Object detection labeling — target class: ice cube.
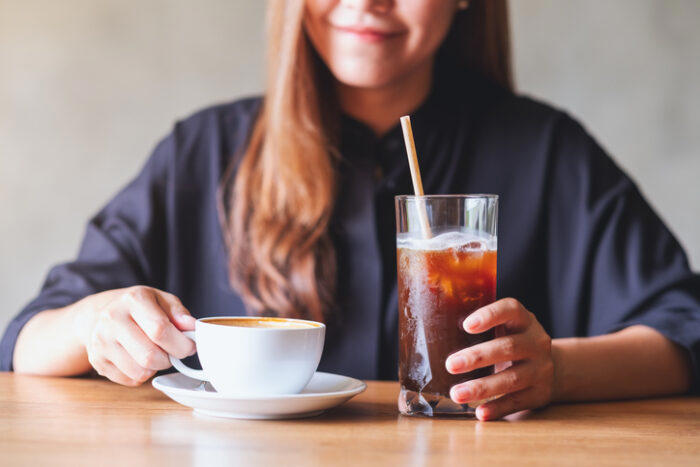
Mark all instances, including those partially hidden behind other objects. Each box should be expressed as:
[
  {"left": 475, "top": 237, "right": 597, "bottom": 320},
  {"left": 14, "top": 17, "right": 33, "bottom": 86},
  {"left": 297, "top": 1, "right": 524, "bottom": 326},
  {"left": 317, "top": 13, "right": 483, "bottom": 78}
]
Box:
[{"left": 397, "top": 230, "right": 495, "bottom": 252}]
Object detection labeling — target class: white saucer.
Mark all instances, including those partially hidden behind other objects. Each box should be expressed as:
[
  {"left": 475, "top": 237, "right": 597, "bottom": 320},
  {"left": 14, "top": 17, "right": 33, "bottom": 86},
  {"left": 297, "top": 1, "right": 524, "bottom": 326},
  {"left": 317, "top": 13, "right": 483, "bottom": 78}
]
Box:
[{"left": 152, "top": 371, "right": 366, "bottom": 419}]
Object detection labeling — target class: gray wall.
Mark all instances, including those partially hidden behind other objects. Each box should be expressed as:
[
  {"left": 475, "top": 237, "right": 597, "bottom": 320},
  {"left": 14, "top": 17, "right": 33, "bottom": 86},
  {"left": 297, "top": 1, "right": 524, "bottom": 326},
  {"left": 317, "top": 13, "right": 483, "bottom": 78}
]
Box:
[{"left": 1, "top": 1, "right": 698, "bottom": 332}]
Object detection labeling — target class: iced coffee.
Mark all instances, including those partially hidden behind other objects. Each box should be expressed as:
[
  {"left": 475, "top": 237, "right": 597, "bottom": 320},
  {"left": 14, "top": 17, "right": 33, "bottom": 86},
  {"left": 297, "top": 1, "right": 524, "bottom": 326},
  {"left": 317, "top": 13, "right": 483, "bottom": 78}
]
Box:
[{"left": 395, "top": 195, "right": 498, "bottom": 416}]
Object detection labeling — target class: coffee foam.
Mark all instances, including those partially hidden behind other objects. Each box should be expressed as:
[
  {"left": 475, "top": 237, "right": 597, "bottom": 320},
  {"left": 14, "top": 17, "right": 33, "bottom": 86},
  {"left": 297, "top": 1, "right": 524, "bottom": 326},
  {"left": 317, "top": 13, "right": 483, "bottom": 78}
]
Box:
[{"left": 204, "top": 317, "right": 321, "bottom": 329}]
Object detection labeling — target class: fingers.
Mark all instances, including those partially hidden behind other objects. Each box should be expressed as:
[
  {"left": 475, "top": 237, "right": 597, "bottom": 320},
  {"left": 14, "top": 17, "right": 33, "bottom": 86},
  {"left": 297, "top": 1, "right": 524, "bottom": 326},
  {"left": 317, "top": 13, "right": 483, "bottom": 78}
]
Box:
[
  {"left": 446, "top": 298, "right": 554, "bottom": 420},
  {"left": 88, "top": 332, "right": 155, "bottom": 386},
  {"left": 112, "top": 318, "right": 170, "bottom": 371},
  {"left": 86, "top": 286, "right": 197, "bottom": 386},
  {"left": 446, "top": 333, "right": 536, "bottom": 374},
  {"left": 155, "top": 291, "right": 196, "bottom": 331},
  {"left": 125, "top": 287, "right": 196, "bottom": 359},
  {"left": 89, "top": 354, "right": 140, "bottom": 387},
  {"left": 463, "top": 298, "right": 531, "bottom": 334},
  {"left": 475, "top": 386, "right": 549, "bottom": 421},
  {"left": 104, "top": 343, "right": 156, "bottom": 383},
  {"left": 450, "top": 362, "right": 536, "bottom": 405}
]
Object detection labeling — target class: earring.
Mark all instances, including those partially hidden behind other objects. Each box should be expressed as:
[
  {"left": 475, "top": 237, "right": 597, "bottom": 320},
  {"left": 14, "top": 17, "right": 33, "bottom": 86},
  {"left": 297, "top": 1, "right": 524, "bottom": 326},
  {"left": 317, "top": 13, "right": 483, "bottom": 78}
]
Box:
[{"left": 457, "top": 0, "right": 470, "bottom": 10}]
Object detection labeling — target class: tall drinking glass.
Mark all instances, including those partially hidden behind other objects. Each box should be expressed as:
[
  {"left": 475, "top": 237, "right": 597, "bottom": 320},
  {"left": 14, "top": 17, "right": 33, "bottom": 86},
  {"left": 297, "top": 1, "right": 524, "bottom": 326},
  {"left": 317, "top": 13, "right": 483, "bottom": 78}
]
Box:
[{"left": 395, "top": 195, "right": 498, "bottom": 417}]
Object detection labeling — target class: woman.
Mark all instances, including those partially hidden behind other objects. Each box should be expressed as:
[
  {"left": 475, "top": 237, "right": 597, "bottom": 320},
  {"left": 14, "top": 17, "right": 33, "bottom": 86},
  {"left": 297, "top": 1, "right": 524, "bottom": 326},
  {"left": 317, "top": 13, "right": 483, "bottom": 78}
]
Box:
[{"left": 2, "top": 0, "right": 698, "bottom": 421}]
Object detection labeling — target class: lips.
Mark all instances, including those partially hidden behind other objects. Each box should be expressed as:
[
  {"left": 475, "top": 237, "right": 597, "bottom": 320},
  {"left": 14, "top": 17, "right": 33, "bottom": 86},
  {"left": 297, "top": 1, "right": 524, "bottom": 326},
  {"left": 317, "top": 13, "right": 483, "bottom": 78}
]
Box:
[{"left": 333, "top": 25, "right": 404, "bottom": 42}]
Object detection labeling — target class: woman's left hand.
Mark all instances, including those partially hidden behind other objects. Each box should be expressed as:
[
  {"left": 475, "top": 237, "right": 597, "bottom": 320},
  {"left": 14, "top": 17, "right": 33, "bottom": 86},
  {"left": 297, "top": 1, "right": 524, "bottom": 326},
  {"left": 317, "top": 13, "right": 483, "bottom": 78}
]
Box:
[{"left": 445, "top": 298, "right": 556, "bottom": 421}]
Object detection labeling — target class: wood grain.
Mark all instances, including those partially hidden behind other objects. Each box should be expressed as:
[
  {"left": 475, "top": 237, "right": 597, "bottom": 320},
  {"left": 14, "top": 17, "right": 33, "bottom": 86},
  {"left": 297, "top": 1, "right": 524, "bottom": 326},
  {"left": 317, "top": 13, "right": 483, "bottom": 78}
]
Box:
[{"left": 1, "top": 373, "right": 698, "bottom": 466}]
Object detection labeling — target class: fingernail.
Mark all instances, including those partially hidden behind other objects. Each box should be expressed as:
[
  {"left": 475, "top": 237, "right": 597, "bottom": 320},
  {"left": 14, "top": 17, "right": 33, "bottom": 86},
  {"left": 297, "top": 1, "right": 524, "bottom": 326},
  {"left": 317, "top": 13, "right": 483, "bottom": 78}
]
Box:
[
  {"left": 446, "top": 356, "right": 467, "bottom": 374},
  {"left": 465, "top": 315, "right": 481, "bottom": 331},
  {"left": 476, "top": 406, "right": 489, "bottom": 420},
  {"left": 451, "top": 385, "right": 471, "bottom": 402}
]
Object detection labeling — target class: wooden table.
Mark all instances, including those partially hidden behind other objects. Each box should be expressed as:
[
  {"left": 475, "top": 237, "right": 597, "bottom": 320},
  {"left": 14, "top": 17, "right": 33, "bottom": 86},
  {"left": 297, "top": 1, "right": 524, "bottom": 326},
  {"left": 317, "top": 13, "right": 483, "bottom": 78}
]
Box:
[{"left": 1, "top": 373, "right": 698, "bottom": 466}]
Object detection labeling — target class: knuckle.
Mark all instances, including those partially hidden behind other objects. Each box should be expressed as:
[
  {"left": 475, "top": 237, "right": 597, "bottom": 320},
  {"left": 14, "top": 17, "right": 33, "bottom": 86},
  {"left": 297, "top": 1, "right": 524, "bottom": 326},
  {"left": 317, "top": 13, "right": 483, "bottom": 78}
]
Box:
[
  {"left": 150, "top": 319, "right": 170, "bottom": 341},
  {"left": 142, "top": 348, "right": 166, "bottom": 369},
  {"left": 502, "top": 297, "right": 519, "bottom": 310},
  {"left": 468, "top": 350, "right": 483, "bottom": 367},
  {"left": 501, "top": 337, "right": 518, "bottom": 356},
  {"left": 141, "top": 349, "right": 157, "bottom": 368},
  {"left": 507, "top": 371, "right": 523, "bottom": 388},
  {"left": 484, "top": 305, "right": 497, "bottom": 323},
  {"left": 103, "top": 307, "right": 121, "bottom": 322},
  {"left": 137, "top": 369, "right": 155, "bottom": 383},
  {"left": 468, "top": 383, "right": 483, "bottom": 399},
  {"left": 125, "top": 286, "right": 150, "bottom": 302},
  {"left": 89, "top": 332, "right": 105, "bottom": 351}
]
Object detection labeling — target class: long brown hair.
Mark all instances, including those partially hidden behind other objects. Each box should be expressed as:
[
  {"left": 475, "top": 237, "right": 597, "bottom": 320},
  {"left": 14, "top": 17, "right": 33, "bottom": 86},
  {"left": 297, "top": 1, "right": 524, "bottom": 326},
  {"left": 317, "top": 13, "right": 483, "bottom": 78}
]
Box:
[{"left": 222, "top": 0, "right": 513, "bottom": 322}]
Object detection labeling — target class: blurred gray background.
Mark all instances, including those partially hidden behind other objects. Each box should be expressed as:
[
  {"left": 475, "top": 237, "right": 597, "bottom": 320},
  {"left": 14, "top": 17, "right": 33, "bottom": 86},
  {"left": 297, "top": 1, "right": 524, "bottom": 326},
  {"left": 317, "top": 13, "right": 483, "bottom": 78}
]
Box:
[{"left": 1, "top": 0, "right": 698, "bottom": 332}]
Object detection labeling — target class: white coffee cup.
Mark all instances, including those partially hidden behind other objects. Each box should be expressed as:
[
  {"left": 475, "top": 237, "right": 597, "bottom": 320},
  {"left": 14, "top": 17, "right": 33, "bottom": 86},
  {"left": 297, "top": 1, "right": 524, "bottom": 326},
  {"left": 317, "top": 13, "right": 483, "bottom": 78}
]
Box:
[{"left": 169, "top": 316, "right": 325, "bottom": 396}]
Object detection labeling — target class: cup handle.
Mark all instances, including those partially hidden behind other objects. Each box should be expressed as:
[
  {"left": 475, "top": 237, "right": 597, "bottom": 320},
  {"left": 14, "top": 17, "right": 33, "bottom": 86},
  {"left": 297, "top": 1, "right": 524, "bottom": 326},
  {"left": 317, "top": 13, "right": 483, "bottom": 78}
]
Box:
[{"left": 169, "top": 331, "right": 207, "bottom": 381}]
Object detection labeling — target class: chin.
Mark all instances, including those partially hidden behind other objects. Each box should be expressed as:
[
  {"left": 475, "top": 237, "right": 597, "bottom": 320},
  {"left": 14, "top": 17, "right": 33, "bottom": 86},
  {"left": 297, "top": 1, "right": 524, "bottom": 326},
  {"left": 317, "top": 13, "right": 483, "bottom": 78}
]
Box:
[{"left": 329, "top": 61, "right": 403, "bottom": 89}]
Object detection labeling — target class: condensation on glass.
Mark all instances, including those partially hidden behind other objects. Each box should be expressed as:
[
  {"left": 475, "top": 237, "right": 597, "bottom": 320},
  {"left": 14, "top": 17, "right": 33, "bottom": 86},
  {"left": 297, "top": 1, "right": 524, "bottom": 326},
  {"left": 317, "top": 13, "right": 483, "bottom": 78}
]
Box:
[{"left": 395, "top": 195, "right": 498, "bottom": 417}]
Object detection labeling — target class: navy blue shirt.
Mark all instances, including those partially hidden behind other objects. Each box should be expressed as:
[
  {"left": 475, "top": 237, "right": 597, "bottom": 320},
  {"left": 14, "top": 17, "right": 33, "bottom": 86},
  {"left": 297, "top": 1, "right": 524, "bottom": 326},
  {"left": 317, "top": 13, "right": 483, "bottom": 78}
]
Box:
[{"left": 3, "top": 70, "right": 699, "bottom": 390}]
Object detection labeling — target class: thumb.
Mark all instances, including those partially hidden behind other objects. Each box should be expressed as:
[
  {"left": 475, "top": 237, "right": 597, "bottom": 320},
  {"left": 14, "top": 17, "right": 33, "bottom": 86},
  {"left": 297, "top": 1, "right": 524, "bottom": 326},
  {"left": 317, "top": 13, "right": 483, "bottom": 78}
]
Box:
[
  {"left": 172, "top": 313, "right": 196, "bottom": 331},
  {"left": 154, "top": 291, "right": 197, "bottom": 331}
]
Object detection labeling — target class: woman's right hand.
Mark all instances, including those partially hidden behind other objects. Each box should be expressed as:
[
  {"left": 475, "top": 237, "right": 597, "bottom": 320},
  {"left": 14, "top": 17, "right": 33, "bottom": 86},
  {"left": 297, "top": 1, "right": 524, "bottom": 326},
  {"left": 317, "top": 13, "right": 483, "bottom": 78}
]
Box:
[{"left": 75, "top": 286, "right": 196, "bottom": 386}]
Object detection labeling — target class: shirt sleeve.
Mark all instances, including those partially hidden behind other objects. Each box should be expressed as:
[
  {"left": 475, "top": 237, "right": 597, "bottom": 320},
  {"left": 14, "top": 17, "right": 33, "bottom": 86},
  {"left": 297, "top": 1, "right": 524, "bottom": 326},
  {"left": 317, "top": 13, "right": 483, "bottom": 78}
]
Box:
[
  {"left": 0, "top": 133, "right": 175, "bottom": 371},
  {"left": 546, "top": 115, "right": 700, "bottom": 393}
]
